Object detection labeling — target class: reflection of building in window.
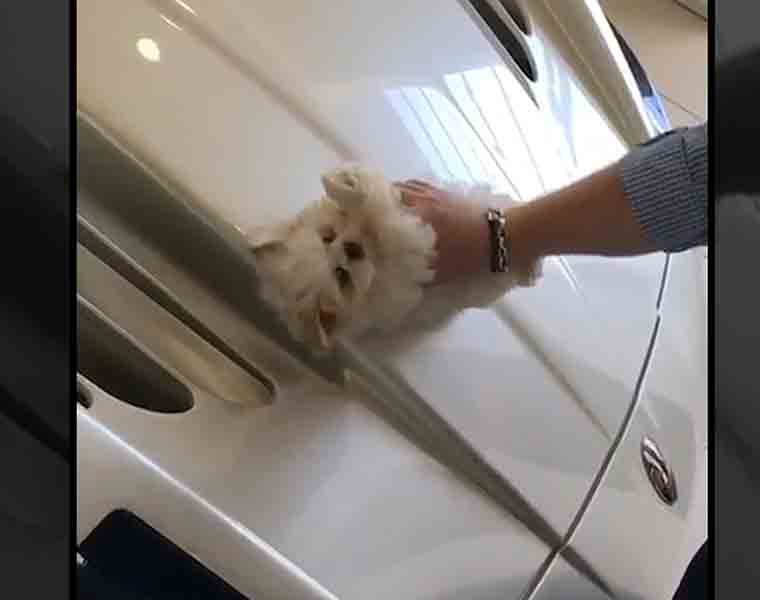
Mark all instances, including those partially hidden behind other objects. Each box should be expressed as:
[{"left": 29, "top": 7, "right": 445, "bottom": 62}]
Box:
[
  {"left": 387, "top": 61, "right": 625, "bottom": 201},
  {"left": 536, "top": 40, "right": 578, "bottom": 167},
  {"left": 532, "top": 39, "right": 627, "bottom": 178},
  {"left": 387, "top": 67, "right": 540, "bottom": 200}
]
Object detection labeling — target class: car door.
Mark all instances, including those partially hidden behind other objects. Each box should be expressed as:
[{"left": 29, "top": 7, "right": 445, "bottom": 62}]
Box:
[{"left": 76, "top": 0, "right": 668, "bottom": 597}]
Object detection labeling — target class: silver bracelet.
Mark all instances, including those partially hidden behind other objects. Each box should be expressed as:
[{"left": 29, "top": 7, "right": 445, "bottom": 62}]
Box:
[{"left": 486, "top": 208, "right": 510, "bottom": 273}]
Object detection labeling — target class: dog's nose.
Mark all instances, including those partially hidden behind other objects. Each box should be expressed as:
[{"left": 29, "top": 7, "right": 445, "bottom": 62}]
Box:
[{"left": 344, "top": 241, "right": 364, "bottom": 260}]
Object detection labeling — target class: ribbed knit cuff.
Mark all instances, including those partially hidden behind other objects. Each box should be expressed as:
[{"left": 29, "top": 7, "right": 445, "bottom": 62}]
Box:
[{"left": 621, "top": 124, "right": 707, "bottom": 252}]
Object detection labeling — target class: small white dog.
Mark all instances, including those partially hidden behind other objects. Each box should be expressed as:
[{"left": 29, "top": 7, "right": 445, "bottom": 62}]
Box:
[{"left": 248, "top": 166, "right": 541, "bottom": 351}]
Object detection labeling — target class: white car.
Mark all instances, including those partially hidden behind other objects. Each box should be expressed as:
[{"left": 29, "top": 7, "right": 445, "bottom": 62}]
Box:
[{"left": 76, "top": 1, "right": 707, "bottom": 598}]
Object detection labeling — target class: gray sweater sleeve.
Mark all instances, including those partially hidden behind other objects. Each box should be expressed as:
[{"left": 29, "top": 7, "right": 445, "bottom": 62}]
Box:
[{"left": 620, "top": 123, "right": 707, "bottom": 252}]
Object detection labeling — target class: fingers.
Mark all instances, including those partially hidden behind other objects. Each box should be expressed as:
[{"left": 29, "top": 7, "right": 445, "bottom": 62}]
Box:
[
  {"left": 397, "top": 182, "right": 437, "bottom": 199},
  {"left": 395, "top": 178, "right": 446, "bottom": 212},
  {"left": 394, "top": 179, "right": 436, "bottom": 192},
  {"left": 396, "top": 183, "right": 424, "bottom": 207},
  {"left": 399, "top": 190, "right": 416, "bottom": 207},
  {"left": 406, "top": 179, "right": 435, "bottom": 189},
  {"left": 395, "top": 182, "right": 424, "bottom": 195}
]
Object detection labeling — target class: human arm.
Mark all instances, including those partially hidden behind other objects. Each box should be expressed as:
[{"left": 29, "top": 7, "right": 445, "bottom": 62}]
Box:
[{"left": 398, "top": 124, "right": 707, "bottom": 283}]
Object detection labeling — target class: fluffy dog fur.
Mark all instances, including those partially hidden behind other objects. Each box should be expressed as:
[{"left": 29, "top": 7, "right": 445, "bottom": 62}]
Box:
[{"left": 248, "top": 166, "right": 541, "bottom": 351}]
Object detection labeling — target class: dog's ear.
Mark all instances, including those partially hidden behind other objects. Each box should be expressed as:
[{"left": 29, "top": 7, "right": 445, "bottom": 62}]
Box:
[
  {"left": 247, "top": 223, "right": 288, "bottom": 256},
  {"left": 321, "top": 167, "right": 367, "bottom": 208}
]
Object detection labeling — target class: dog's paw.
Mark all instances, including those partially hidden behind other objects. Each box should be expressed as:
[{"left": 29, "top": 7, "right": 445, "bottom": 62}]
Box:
[{"left": 321, "top": 165, "right": 368, "bottom": 207}]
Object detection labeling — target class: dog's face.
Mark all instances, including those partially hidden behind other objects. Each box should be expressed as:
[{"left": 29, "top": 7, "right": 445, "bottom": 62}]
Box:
[{"left": 248, "top": 169, "right": 380, "bottom": 350}]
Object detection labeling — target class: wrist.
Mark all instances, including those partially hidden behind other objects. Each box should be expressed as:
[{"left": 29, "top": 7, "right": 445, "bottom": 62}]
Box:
[{"left": 503, "top": 205, "right": 541, "bottom": 275}]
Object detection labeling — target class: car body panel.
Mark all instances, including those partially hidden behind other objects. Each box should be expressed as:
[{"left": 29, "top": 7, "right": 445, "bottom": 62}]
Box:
[
  {"left": 77, "top": 375, "right": 552, "bottom": 598},
  {"left": 77, "top": 407, "right": 341, "bottom": 600},
  {"left": 531, "top": 555, "right": 608, "bottom": 600},
  {"left": 566, "top": 248, "right": 708, "bottom": 600}
]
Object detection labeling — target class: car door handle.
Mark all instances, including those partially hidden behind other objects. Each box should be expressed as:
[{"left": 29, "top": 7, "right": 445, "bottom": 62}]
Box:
[{"left": 641, "top": 436, "right": 678, "bottom": 505}]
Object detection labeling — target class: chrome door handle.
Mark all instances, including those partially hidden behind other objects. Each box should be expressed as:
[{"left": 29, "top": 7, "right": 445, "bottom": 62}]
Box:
[{"left": 641, "top": 436, "right": 678, "bottom": 505}]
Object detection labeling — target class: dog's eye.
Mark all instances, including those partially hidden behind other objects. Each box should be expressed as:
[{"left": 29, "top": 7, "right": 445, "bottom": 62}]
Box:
[
  {"left": 320, "top": 227, "right": 336, "bottom": 244},
  {"left": 335, "top": 266, "right": 351, "bottom": 288},
  {"left": 343, "top": 241, "right": 364, "bottom": 260}
]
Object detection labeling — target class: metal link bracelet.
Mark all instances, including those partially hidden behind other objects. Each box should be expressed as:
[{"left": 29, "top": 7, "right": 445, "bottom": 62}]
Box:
[{"left": 486, "top": 208, "right": 510, "bottom": 273}]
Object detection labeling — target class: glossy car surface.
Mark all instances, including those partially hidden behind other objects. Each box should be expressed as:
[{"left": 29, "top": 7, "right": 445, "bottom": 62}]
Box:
[{"left": 76, "top": 1, "right": 706, "bottom": 598}]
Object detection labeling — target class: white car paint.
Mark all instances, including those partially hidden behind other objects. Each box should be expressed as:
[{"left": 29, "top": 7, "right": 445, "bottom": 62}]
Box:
[{"left": 76, "top": 1, "right": 706, "bottom": 598}]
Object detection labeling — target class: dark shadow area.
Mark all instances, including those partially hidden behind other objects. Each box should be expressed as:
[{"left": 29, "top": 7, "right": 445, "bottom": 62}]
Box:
[
  {"left": 716, "top": 2, "right": 760, "bottom": 599},
  {"left": 0, "top": 1, "right": 71, "bottom": 598},
  {"left": 78, "top": 299, "right": 194, "bottom": 415},
  {"left": 79, "top": 510, "right": 248, "bottom": 600}
]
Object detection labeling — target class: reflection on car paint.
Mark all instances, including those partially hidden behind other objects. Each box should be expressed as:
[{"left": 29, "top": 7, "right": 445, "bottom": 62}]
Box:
[{"left": 386, "top": 47, "right": 625, "bottom": 204}]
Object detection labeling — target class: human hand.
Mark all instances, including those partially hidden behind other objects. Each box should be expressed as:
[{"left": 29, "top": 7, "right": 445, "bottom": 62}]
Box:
[{"left": 396, "top": 180, "right": 491, "bottom": 284}]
